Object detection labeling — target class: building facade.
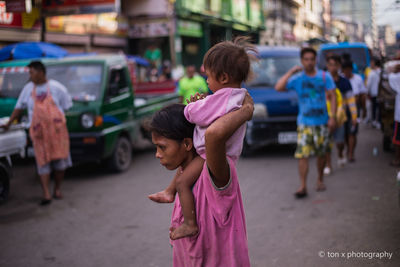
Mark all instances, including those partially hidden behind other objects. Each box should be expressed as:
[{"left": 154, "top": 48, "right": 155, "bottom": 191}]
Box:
[
  {"left": 331, "top": 0, "right": 378, "bottom": 48},
  {"left": 0, "top": 0, "right": 129, "bottom": 53},
  {"left": 378, "top": 24, "right": 397, "bottom": 57},
  {"left": 260, "top": 0, "right": 300, "bottom": 46},
  {"left": 125, "top": 0, "right": 264, "bottom": 68}
]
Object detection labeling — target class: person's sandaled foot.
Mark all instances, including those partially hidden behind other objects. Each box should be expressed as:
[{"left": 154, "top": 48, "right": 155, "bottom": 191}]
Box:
[
  {"left": 148, "top": 190, "right": 175, "bottom": 203},
  {"left": 53, "top": 191, "right": 63, "bottom": 200},
  {"left": 294, "top": 188, "right": 307, "bottom": 199},
  {"left": 39, "top": 199, "right": 52, "bottom": 206},
  {"left": 316, "top": 182, "right": 326, "bottom": 192},
  {"left": 169, "top": 223, "right": 199, "bottom": 240},
  {"left": 53, "top": 194, "right": 63, "bottom": 200}
]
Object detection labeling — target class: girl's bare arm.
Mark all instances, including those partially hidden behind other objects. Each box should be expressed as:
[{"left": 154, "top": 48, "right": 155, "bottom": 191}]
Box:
[{"left": 205, "top": 94, "right": 254, "bottom": 188}]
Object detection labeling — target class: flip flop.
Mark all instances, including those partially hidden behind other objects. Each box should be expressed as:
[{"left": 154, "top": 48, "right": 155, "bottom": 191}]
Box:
[
  {"left": 39, "top": 199, "right": 52, "bottom": 206},
  {"left": 294, "top": 189, "right": 308, "bottom": 199},
  {"left": 53, "top": 194, "right": 63, "bottom": 200}
]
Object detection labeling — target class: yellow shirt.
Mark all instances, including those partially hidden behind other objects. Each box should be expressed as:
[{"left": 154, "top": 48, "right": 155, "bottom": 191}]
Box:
[{"left": 178, "top": 75, "right": 208, "bottom": 104}]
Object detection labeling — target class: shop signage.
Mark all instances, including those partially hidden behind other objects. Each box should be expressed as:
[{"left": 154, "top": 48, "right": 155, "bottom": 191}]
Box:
[
  {"left": 232, "top": 0, "right": 248, "bottom": 24},
  {"left": 43, "top": 0, "right": 119, "bottom": 15},
  {"left": 181, "top": 0, "right": 205, "bottom": 13},
  {"left": 0, "top": 1, "right": 13, "bottom": 25},
  {"left": 0, "top": 1, "right": 39, "bottom": 29},
  {"left": 177, "top": 20, "right": 202, "bottom": 38},
  {"left": 46, "top": 13, "right": 127, "bottom": 36},
  {"left": 5, "top": 0, "right": 31, "bottom": 13},
  {"left": 129, "top": 21, "right": 172, "bottom": 38}
]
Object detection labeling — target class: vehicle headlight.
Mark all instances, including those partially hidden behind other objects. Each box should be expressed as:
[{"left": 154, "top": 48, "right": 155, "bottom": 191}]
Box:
[
  {"left": 252, "top": 103, "right": 268, "bottom": 119},
  {"left": 81, "top": 113, "right": 95, "bottom": 129}
]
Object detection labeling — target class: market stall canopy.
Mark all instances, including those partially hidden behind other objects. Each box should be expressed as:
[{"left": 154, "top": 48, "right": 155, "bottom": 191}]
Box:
[{"left": 0, "top": 42, "right": 68, "bottom": 61}]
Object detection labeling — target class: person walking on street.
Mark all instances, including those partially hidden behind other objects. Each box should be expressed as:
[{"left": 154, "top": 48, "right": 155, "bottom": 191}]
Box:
[
  {"left": 342, "top": 61, "right": 368, "bottom": 123},
  {"left": 275, "top": 47, "right": 337, "bottom": 198},
  {"left": 366, "top": 58, "right": 382, "bottom": 128},
  {"left": 325, "top": 55, "right": 358, "bottom": 172},
  {"left": 178, "top": 65, "right": 208, "bottom": 104},
  {"left": 342, "top": 61, "right": 366, "bottom": 162},
  {"left": 1, "top": 61, "right": 72, "bottom": 206},
  {"left": 388, "top": 64, "right": 400, "bottom": 168}
]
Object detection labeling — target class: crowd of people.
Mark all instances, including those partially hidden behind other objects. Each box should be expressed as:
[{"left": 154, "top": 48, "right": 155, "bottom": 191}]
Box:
[{"left": 275, "top": 46, "right": 400, "bottom": 197}]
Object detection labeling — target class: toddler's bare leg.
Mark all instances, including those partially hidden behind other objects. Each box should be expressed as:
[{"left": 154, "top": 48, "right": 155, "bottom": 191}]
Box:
[
  {"left": 148, "top": 169, "right": 179, "bottom": 203},
  {"left": 170, "top": 157, "right": 204, "bottom": 240}
]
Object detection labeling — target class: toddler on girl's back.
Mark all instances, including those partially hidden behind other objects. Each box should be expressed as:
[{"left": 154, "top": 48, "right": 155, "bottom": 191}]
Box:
[{"left": 148, "top": 36, "right": 258, "bottom": 240}]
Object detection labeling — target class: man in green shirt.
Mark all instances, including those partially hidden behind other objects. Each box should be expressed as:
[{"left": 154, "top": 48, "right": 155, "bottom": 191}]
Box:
[
  {"left": 178, "top": 65, "right": 208, "bottom": 104},
  {"left": 144, "top": 45, "right": 162, "bottom": 69}
]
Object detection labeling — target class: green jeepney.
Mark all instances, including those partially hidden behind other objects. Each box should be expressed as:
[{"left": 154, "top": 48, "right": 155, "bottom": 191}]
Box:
[{"left": 0, "top": 55, "right": 178, "bottom": 171}]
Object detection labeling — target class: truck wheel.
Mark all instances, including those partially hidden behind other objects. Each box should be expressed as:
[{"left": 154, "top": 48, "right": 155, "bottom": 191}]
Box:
[
  {"left": 108, "top": 136, "right": 132, "bottom": 172},
  {"left": 0, "top": 161, "right": 10, "bottom": 204}
]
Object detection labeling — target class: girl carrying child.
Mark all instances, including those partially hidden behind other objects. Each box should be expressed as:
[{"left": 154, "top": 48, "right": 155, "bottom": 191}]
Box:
[{"left": 149, "top": 37, "right": 257, "bottom": 244}]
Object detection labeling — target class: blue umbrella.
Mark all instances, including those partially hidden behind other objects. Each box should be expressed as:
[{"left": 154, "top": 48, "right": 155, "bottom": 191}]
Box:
[
  {"left": 0, "top": 42, "right": 68, "bottom": 61},
  {"left": 126, "top": 55, "right": 150, "bottom": 67}
]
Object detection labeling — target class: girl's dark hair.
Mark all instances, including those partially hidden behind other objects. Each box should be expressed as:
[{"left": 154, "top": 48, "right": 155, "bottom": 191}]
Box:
[
  {"left": 203, "top": 36, "right": 258, "bottom": 84},
  {"left": 149, "top": 104, "right": 195, "bottom": 141}
]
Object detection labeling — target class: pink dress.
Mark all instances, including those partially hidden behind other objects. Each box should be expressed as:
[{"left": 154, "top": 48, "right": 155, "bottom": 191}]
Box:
[
  {"left": 171, "top": 158, "right": 250, "bottom": 266},
  {"left": 184, "top": 87, "right": 247, "bottom": 163}
]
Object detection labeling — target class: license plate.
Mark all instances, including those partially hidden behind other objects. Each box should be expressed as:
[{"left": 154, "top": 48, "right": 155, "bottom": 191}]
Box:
[{"left": 278, "top": 132, "right": 297, "bottom": 144}]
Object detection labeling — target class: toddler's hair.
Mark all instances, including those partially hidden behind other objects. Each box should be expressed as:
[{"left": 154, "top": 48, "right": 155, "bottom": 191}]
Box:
[
  {"left": 203, "top": 36, "right": 258, "bottom": 84},
  {"left": 149, "top": 104, "right": 195, "bottom": 142}
]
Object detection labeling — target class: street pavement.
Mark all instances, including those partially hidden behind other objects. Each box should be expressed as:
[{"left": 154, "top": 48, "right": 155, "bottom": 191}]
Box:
[{"left": 1, "top": 124, "right": 400, "bottom": 267}]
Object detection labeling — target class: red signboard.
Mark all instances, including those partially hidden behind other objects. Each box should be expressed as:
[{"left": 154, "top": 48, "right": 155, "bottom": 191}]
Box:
[
  {"left": 0, "top": 1, "right": 20, "bottom": 27},
  {"left": 43, "top": 0, "right": 115, "bottom": 8},
  {"left": 43, "top": 0, "right": 118, "bottom": 15},
  {"left": 0, "top": 1, "right": 40, "bottom": 29},
  {"left": 5, "top": 0, "right": 26, "bottom": 13}
]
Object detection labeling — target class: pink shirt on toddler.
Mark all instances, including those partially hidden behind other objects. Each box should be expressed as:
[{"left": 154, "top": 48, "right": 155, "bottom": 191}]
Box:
[{"left": 184, "top": 87, "right": 247, "bottom": 163}]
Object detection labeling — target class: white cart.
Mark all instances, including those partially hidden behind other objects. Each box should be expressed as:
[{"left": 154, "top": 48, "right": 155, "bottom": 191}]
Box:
[{"left": 0, "top": 121, "right": 27, "bottom": 203}]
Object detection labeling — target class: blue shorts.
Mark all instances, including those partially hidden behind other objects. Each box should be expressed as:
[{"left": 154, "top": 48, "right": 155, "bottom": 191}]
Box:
[
  {"left": 36, "top": 154, "right": 72, "bottom": 175},
  {"left": 332, "top": 125, "right": 345, "bottom": 143},
  {"left": 345, "top": 119, "right": 358, "bottom": 136}
]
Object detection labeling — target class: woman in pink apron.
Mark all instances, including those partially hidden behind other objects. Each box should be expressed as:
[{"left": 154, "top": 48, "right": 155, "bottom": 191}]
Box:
[{"left": 3, "top": 61, "right": 72, "bottom": 205}]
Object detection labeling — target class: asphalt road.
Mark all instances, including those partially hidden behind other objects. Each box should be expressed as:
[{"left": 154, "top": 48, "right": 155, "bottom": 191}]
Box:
[{"left": 1, "top": 124, "right": 400, "bottom": 267}]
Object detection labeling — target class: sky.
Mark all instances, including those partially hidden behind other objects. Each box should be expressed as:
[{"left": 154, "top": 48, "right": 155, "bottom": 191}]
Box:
[{"left": 377, "top": 0, "right": 400, "bottom": 31}]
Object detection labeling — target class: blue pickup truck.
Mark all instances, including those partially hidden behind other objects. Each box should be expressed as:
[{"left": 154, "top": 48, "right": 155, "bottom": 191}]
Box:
[{"left": 243, "top": 46, "right": 300, "bottom": 154}]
